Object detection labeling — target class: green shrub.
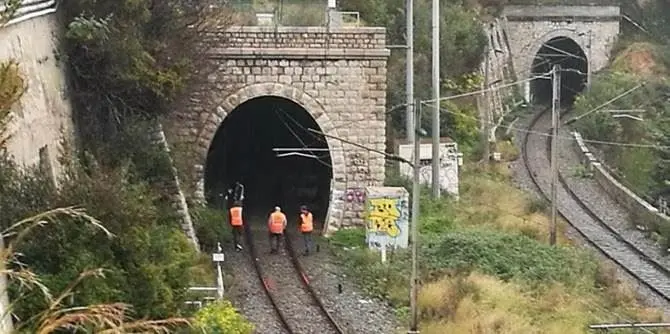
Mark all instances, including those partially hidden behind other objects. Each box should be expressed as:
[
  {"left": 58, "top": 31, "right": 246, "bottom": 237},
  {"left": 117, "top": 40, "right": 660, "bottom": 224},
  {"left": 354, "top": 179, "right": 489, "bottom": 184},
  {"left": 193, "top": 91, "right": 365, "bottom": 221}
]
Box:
[
  {"left": 6, "top": 161, "right": 197, "bottom": 321},
  {"left": 61, "top": 0, "right": 231, "bottom": 148},
  {"left": 330, "top": 227, "right": 367, "bottom": 248},
  {"left": 192, "top": 300, "right": 254, "bottom": 334},
  {"left": 525, "top": 197, "right": 548, "bottom": 214},
  {"left": 192, "top": 207, "right": 231, "bottom": 253},
  {"left": 424, "top": 229, "right": 598, "bottom": 288}
]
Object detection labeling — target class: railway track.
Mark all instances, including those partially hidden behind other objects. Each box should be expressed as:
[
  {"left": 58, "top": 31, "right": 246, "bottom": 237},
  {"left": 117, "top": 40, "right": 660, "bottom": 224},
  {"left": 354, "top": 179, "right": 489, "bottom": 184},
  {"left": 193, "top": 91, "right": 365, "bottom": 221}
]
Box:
[
  {"left": 521, "top": 106, "right": 670, "bottom": 302},
  {"left": 243, "top": 218, "right": 346, "bottom": 334}
]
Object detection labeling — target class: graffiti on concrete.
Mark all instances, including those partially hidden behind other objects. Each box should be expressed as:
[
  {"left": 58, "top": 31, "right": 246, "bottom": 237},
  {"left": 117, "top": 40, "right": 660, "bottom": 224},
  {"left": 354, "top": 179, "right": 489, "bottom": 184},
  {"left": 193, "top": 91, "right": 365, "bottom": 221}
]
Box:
[
  {"left": 365, "top": 187, "right": 410, "bottom": 250},
  {"left": 343, "top": 188, "right": 366, "bottom": 203},
  {"left": 367, "top": 198, "right": 401, "bottom": 237}
]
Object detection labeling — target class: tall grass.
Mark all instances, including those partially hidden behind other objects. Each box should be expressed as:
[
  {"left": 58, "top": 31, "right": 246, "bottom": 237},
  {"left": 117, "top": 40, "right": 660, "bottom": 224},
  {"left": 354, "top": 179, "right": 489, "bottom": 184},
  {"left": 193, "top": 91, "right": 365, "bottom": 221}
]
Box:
[
  {"left": 331, "top": 160, "right": 668, "bottom": 333},
  {"left": 3, "top": 207, "right": 190, "bottom": 333}
]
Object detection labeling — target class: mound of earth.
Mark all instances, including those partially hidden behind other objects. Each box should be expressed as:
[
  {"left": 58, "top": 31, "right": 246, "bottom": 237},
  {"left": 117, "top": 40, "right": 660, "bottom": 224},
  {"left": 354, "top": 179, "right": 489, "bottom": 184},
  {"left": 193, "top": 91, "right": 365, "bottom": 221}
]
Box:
[{"left": 611, "top": 42, "right": 666, "bottom": 76}]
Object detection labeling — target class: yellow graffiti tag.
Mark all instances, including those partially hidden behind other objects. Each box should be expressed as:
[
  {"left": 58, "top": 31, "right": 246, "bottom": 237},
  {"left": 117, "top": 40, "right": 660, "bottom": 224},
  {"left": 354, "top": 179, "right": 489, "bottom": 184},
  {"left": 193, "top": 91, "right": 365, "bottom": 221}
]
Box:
[{"left": 367, "top": 198, "right": 401, "bottom": 238}]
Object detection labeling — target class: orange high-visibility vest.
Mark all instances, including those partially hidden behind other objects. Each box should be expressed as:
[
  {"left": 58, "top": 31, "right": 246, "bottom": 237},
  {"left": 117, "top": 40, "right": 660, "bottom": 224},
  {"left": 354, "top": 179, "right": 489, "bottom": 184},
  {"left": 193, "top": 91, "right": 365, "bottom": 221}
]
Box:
[
  {"left": 268, "top": 212, "right": 286, "bottom": 234},
  {"left": 230, "top": 207, "right": 243, "bottom": 226},
  {"left": 300, "top": 212, "right": 313, "bottom": 233}
]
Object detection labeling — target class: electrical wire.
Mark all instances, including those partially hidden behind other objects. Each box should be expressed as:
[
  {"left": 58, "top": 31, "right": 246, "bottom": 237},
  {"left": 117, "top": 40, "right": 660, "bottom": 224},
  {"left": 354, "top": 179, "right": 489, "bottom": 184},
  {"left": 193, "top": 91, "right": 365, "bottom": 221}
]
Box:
[
  {"left": 431, "top": 105, "right": 670, "bottom": 149},
  {"left": 273, "top": 108, "right": 333, "bottom": 168}
]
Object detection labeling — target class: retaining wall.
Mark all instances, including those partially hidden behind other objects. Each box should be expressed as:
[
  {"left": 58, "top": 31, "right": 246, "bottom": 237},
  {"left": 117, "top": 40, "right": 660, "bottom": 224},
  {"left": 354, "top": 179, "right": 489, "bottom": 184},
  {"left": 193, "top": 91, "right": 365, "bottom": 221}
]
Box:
[{"left": 572, "top": 131, "right": 670, "bottom": 232}]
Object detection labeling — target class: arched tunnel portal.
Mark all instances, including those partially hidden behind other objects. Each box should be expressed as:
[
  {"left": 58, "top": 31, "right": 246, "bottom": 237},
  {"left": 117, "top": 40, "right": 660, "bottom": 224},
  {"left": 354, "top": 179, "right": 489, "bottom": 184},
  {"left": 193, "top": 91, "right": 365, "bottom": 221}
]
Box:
[
  {"left": 204, "top": 96, "right": 333, "bottom": 227},
  {"left": 530, "top": 36, "right": 588, "bottom": 106}
]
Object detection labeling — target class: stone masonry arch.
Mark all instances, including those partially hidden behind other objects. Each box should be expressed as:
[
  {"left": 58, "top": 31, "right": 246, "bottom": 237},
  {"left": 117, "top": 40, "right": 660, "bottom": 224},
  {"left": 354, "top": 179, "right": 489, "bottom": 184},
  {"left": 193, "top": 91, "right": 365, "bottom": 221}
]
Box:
[
  {"left": 168, "top": 26, "right": 389, "bottom": 233},
  {"left": 527, "top": 29, "right": 587, "bottom": 76},
  {"left": 503, "top": 5, "right": 620, "bottom": 102},
  {"left": 196, "top": 83, "right": 347, "bottom": 232}
]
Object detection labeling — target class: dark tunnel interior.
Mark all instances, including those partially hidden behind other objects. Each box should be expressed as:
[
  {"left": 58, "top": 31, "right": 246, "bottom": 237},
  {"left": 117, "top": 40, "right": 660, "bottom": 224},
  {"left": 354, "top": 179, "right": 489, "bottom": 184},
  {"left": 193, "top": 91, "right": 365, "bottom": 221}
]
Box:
[
  {"left": 530, "top": 36, "right": 588, "bottom": 106},
  {"left": 205, "top": 96, "right": 333, "bottom": 227}
]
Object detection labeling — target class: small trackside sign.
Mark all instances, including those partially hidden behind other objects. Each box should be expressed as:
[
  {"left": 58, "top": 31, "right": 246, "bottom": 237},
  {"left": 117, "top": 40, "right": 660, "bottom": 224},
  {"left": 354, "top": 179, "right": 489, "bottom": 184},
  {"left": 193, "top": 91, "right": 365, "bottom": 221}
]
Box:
[{"left": 212, "top": 253, "right": 224, "bottom": 262}]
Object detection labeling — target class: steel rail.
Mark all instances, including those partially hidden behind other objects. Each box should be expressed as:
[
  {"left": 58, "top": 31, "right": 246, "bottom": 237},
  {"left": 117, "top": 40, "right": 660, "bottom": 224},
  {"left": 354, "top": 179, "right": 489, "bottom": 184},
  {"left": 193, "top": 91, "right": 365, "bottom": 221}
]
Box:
[
  {"left": 244, "top": 222, "right": 345, "bottom": 333},
  {"left": 284, "top": 231, "right": 346, "bottom": 334},
  {"left": 521, "top": 106, "right": 670, "bottom": 302}
]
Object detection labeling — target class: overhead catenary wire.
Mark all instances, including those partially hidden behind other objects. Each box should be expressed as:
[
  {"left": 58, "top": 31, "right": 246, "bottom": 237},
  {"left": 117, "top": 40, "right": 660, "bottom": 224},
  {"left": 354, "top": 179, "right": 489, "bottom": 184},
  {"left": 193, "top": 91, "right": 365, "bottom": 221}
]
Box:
[
  {"left": 275, "top": 90, "right": 667, "bottom": 151},
  {"left": 273, "top": 108, "right": 333, "bottom": 168},
  {"left": 433, "top": 105, "right": 670, "bottom": 149},
  {"left": 564, "top": 83, "right": 645, "bottom": 125}
]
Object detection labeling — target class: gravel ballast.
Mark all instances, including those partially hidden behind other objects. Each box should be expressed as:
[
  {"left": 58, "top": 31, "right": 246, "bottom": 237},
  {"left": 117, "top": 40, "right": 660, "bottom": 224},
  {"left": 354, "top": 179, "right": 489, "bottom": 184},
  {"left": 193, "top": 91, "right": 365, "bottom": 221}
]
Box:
[
  {"left": 510, "top": 109, "right": 670, "bottom": 316},
  {"left": 224, "top": 217, "right": 401, "bottom": 334}
]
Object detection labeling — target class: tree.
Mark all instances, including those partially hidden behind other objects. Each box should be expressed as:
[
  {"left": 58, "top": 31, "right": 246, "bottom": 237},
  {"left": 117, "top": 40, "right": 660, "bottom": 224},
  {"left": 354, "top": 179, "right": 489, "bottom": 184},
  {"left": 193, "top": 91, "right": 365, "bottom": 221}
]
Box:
[
  {"left": 60, "top": 0, "right": 233, "bottom": 150},
  {"left": 339, "top": 0, "right": 486, "bottom": 143}
]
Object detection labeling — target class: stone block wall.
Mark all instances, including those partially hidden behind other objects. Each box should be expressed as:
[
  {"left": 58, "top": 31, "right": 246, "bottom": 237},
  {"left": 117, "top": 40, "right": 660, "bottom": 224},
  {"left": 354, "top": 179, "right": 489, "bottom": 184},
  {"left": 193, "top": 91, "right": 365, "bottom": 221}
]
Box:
[
  {"left": 209, "top": 26, "right": 386, "bottom": 49},
  {"left": 167, "top": 26, "right": 390, "bottom": 232},
  {"left": 572, "top": 131, "right": 670, "bottom": 233}
]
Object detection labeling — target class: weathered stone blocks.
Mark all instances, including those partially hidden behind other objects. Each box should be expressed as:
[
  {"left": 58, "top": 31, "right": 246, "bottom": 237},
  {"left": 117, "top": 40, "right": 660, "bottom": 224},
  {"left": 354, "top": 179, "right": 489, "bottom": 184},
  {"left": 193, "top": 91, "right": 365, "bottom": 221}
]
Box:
[{"left": 169, "top": 26, "right": 389, "bottom": 232}]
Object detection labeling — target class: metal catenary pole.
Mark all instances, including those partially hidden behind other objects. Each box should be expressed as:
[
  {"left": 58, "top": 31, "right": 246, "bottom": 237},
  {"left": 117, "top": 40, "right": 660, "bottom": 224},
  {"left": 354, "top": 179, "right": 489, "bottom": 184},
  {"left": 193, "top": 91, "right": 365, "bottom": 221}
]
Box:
[
  {"left": 482, "top": 45, "right": 491, "bottom": 164},
  {"left": 409, "top": 99, "right": 421, "bottom": 334},
  {"left": 406, "top": 0, "right": 415, "bottom": 142},
  {"left": 430, "top": 0, "right": 440, "bottom": 198},
  {"left": 550, "top": 64, "right": 561, "bottom": 246},
  {"left": 586, "top": 30, "right": 592, "bottom": 92}
]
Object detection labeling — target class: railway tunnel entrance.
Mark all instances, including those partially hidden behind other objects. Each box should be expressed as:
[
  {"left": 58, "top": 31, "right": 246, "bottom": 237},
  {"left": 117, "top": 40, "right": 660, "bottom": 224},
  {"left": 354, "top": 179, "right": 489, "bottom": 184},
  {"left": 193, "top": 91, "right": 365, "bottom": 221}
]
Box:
[
  {"left": 204, "top": 96, "right": 333, "bottom": 227},
  {"left": 530, "top": 36, "right": 588, "bottom": 106}
]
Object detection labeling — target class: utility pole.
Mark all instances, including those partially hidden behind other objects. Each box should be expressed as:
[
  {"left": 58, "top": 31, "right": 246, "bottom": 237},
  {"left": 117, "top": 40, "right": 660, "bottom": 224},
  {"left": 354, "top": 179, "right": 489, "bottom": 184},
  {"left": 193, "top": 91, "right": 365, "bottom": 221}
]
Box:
[
  {"left": 550, "top": 64, "right": 561, "bottom": 246},
  {"left": 482, "top": 46, "right": 490, "bottom": 164},
  {"left": 586, "top": 30, "right": 592, "bottom": 92},
  {"left": 409, "top": 100, "right": 421, "bottom": 334},
  {"left": 406, "top": 0, "right": 415, "bottom": 142},
  {"left": 430, "top": 0, "right": 440, "bottom": 198}
]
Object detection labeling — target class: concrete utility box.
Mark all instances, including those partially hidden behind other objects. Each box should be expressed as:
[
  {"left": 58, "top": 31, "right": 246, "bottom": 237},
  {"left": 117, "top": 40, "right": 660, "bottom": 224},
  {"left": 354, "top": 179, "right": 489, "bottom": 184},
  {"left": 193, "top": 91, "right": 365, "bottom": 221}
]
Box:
[
  {"left": 364, "top": 187, "right": 410, "bottom": 250},
  {"left": 397, "top": 138, "right": 461, "bottom": 198}
]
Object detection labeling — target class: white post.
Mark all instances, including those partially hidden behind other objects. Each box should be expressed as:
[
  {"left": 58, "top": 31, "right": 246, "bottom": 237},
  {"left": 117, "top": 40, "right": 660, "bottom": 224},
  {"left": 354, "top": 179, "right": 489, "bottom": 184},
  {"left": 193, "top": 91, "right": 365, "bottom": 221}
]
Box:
[
  {"left": 430, "top": 0, "right": 441, "bottom": 198},
  {"left": 214, "top": 242, "right": 225, "bottom": 299},
  {"left": 0, "top": 236, "right": 13, "bottom": 334},
  {"left": 381, "top": 242, "right": 387, "bottom": 263}
]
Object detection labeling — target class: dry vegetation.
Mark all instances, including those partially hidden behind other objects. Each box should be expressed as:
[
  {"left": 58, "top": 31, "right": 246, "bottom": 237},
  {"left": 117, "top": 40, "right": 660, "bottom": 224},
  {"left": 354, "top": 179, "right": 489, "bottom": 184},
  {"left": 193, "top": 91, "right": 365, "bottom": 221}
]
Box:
[
  {"left": 0, "top": 60, "right": 25, "bottom": 148},
  {"left": 416, "top": 154, "right": 666, "bottom": 333},
  {"left": 3, "top": 208, "right": 190, "bottom": 333},
  {"left": 611, "top": 42, "right": 666, "bottom": 76},
  {"left": 332, "top": 146, "right": 667, "bottom": 333}
]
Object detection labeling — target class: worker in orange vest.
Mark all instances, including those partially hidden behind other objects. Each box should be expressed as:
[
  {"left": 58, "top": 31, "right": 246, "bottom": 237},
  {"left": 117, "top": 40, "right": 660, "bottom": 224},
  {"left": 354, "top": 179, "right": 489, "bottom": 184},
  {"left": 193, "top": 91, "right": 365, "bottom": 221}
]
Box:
[
  {"left": 268, "top": 206, "right": 287, "bottom": 254},
  {"left": 298, "top": 205, "right": 314, "bottom": 255},
  {"left": 229, "top": 201, "right": 244, "bottom": 251}
]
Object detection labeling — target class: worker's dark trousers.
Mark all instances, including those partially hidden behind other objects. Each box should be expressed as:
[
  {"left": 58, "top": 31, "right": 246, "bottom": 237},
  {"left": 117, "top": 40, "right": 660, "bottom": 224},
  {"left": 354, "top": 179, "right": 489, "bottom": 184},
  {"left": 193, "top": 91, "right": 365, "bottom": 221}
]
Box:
[
  {"left": 302, "top": 231, "right": 313, "bottom": 254},
  {"left": 231, "top": 226, "right": 243, "bottom": 247},
  {"left": 269, "top": 232, "right": 282, "bottom": 253}
]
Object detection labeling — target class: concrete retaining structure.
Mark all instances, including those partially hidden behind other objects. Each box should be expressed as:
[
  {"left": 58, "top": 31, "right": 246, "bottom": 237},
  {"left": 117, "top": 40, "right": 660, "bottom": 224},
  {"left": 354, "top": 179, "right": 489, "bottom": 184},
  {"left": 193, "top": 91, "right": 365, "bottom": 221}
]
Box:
[
  {"left": 1, "top": 14, "right": 74, "bottom": 175},
  {"left": 571, "top": 131, "right": 670, "bottom": 232}
]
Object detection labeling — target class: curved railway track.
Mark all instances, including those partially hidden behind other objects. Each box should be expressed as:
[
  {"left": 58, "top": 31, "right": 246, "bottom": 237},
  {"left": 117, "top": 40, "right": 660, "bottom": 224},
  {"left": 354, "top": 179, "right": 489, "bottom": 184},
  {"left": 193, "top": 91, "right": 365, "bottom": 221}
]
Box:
[
  {"left": 243, "top": 218, "right": 346, "bottom": 334},
  {"left": 522, "top": 106, "right": 670, "bottom": 302}
]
